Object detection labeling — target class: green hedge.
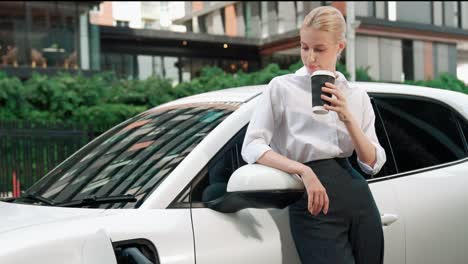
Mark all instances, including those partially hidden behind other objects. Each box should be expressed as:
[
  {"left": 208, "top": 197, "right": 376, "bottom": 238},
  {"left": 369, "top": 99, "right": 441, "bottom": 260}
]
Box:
[
  {"left": 0, "top": 63, "right": 466, "bottom": 130},
  {"left": 404, "top": 72, "right": 468, "bottom": 94}
]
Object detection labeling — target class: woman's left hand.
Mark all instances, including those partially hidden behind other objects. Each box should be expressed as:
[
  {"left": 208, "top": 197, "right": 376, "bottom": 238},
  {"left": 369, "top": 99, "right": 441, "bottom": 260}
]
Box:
[{"left": 321, "top": 82, "right": 352, "bottom": 122}]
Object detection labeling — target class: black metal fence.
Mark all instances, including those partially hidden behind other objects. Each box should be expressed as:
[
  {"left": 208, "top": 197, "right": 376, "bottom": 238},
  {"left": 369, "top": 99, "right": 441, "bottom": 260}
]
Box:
[{"left": 0, "top": 121, "right": 102, "bottom": 197}]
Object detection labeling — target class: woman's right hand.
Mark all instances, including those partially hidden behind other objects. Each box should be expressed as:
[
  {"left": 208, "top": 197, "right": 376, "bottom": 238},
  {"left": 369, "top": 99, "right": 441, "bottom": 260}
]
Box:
[{"left": 300, "top": 166, "right": 329, "bottom": 216}]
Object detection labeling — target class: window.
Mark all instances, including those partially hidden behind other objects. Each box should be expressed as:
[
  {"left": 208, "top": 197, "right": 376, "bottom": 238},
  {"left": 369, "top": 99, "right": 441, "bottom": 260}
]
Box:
[
  {"left": 355, "top": 2, "right": 375, "bottom": 17},
  {"left": 388, "top": 1, "right": 396, "bottom": 21},
  {"left": 116, "top": 20, "right": 129, "bottom": 27},
  {"left": 348, "top": 98, "right": 398, "bottom": 179},
  {"left": 101, "top": 53, "right": 136, "bottom": 79},
  {"left": 443, "top": 1, "right": 459, "bottom": 28},
  {"left": 396, "top": 2, "right": 433, "bottom": 24},
  {"left": 137, "top": 55, "right": 153, "bottom": 80},
  {"left": 221, "top": 7, "right": 226, "bottom": 33},
  {"left": 374, "top": 97, "right": 466, "bottom": 173},
  {"left": 260, "top": 2, "right": 268, "bottom": 38},
  {"left": 198, "top": 15, "right": 207, "bottom": 33},
  {"left": 163, "top": 56, "right": 179, "bottom": 85},
  {"left": 294, "top": 1, "right": 304, "bottom": 28},
  {"left": 143, "top": 19, "right": 158, "bottom": 29},
  {"left": 191, "top": 126, "right": 247, "bottom": 204},
  {"left": 369, "top": 2, "right": 376, "bottom": 17},
  {"left": 26, "top": 104, "right": 237, "bottom": 208},
  {"left": 402, "top": 39, "right": 414, "bottom": 81},
  {"left": 457, "top": 116, "right": 468, "bottom": 154}
]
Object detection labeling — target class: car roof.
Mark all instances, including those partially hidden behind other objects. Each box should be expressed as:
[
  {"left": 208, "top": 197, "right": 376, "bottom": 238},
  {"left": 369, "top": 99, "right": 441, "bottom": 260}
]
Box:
[{"left": 155, "top": 82, "right": 468, "bottom": 117}]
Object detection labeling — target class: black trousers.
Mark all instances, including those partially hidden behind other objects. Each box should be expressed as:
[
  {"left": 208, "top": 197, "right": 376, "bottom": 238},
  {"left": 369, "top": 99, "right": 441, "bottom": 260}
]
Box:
[{"left": 289, "top": 158, "right": 384, "bottom": 264}]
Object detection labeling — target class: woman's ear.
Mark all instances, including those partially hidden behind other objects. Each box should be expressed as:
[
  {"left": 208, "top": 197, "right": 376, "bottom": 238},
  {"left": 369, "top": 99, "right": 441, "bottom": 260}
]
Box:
[{"left": 338, "top": 41, "right": 346, "bottom": 54}]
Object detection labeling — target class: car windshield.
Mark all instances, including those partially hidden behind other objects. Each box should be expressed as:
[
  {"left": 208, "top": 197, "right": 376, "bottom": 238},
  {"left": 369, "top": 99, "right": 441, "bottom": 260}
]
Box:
[{"left": 24, "top": 102, "right": 239, "bottom": 208}]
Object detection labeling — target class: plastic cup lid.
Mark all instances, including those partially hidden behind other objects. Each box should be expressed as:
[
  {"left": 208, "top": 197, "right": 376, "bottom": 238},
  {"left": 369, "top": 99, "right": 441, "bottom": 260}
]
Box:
[{"left": 311, "top": 70, "right": 335, "bottom": 78}]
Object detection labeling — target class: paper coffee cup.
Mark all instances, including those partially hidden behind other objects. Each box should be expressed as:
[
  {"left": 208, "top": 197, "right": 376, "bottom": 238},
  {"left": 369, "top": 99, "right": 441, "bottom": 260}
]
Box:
[{"left": 311, "top": 70, "right": 336, "bottom": 114}]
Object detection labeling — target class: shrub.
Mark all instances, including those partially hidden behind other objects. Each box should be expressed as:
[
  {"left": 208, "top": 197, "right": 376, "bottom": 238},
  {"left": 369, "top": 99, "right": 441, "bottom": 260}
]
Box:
[
  {"left": 0, "top": 62, "right": 466, "bottom": 129},
  {"left": 0, "top": 72, "right": 30, "bottom": 118},
  {"left": 72, "top": 104, "right": 146, "bottom": 131},
  {"left": 356, "top": 66, "right": 374, "bottom": 82},
  {"left": 405, "top": 72, "right": 468, "bottom": 94}
]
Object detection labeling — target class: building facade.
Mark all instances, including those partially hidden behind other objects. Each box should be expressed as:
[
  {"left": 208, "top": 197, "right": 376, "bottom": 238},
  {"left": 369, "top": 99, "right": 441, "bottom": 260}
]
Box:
[
  {"left": 176, "top": 1, "right": 468, "bottom": 83},
  {"left": 90, "top": 1, "right": 186, "bottom": 32},
  {"left": 2, "top": 2, "right": 468, "bottom": 84},
  {"left": 90, "top": 1, "right": 261, "bottom": 85},
  {"left": 91, "top": 1, "right": 191, "bottom": 84}
]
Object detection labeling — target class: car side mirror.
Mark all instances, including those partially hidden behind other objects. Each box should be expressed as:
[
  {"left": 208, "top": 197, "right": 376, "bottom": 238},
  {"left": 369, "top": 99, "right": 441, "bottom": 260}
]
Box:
[{"left": 207, "top": 164, "right": 305, "bottom": 213}]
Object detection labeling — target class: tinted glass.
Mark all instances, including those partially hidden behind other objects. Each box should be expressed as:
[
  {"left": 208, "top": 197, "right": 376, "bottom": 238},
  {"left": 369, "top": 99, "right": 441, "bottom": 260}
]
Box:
[
  {"left": 191, "top": 127, "right": 248, "bottom": 203},
  {"left": 457, "top": 116, "right": 468, "bottom": 154},
  {"left": 375, "top": 97, "right": 465, "bottom": 173},
  {"left": 348, "top": 98, "right": 398, "bottom": 179},
  {"left": 27, "top": 103, "right": 238, "bottom": 208}
]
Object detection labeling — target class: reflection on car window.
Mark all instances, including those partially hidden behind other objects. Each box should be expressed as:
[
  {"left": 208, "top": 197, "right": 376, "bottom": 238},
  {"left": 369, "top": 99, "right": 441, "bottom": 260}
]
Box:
[
  {"left": 375, "top": 97, "right": 465, "bottom": 173},
  {"left": 26, "top": 103, "right": 238, "bottom": 208}
]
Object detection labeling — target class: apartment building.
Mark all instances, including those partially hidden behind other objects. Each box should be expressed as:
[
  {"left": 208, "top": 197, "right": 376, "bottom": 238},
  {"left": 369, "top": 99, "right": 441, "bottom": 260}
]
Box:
[
  {"left": 90, "top": 1, "right": 262, "bottom": 85},
  {"left": 176, "top": 1, "right": 468, "bottom": 83},
  {"left": 90, "top": 2, "right": 186, "bottom": 31}
]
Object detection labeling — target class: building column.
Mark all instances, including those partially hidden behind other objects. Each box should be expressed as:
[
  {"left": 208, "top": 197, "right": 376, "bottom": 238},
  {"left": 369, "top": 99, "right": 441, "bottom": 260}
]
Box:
[
  {"left": 424, "top": 41, "right": 434, "bottom": 80},
  {"left": 192, "top": 16, "right": 199, "bottom": 33},
  {"left": 79, "top": 13, "right": 90, "bottom": 70},
  {"left": 89, "top": 23, "right": 100, "bottom": 71},
  {"left": 346, "top": 2, "right": 356, "bottom": 81},
  {"left": 225, "top": 4, "right": 237, "bottom": 36}
]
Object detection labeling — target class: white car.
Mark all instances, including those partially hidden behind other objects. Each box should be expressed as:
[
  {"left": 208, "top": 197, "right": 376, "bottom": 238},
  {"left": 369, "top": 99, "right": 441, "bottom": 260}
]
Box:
[{"left": 1, "top": 82, "right": 467, "bottom": 264}]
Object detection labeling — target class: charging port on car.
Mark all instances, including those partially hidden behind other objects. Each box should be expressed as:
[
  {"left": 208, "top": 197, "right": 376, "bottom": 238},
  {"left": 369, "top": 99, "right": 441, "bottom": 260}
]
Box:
[{"left": 112, "top": 239, "right": 159, "bottom": 264}]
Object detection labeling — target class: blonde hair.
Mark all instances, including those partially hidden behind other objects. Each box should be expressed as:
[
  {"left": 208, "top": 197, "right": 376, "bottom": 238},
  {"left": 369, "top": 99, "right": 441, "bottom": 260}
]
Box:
[{"left": 301, "top": 6, "right": 346, "bottom": 43}]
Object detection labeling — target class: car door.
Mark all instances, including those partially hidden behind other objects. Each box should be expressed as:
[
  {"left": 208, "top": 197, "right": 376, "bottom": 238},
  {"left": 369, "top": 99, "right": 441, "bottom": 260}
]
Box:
[
  {"left": 349, "top": 97, "right": 406, "bottom": 264},
  {"left": 374, "top": 95, "right": 468, "bottom": 264},
  {"left": 186, "top": 128, "right": 300, "bottom": 264}
]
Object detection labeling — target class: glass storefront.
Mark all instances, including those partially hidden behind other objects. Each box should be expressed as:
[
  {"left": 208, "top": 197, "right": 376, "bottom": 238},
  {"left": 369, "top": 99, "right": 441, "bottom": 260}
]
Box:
[
  {"left": 0, "top": 2, "right": 26, "bottom": 67},
  {"left": 0, "top": 2, "right": 90, "bottom": 70},
  {"left": 101, "top": 52, "right": 136, "bottom": 80},
  {"left": 101, "top": 52, "right": 260, "bottom": 84}
]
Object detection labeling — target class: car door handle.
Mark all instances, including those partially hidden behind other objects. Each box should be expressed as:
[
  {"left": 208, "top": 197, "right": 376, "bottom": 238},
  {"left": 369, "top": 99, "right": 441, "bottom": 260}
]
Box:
[{"left": 381, "top": 214, "right": 399, "bottom": 227}]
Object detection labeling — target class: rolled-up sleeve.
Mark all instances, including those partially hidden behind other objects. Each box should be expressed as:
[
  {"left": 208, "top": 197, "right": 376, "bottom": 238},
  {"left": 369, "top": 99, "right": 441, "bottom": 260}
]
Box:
[
  {"left": 241, "top": 79, "right": 282, "bottom": 164},
  {"left": 357, "top": 93, "right": 386, "bottom": 176}
]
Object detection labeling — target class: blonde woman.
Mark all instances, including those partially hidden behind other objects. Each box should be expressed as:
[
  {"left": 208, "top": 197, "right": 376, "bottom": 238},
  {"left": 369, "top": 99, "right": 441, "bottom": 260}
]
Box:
[{"left": 241, "top": 6, "right": 386, "bottom": 264}]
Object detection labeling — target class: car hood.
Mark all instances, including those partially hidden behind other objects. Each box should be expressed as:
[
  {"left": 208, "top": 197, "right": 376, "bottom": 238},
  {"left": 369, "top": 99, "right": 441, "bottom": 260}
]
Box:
[{"left": 0, "top": 201, "right": 106, "bottom": 234}]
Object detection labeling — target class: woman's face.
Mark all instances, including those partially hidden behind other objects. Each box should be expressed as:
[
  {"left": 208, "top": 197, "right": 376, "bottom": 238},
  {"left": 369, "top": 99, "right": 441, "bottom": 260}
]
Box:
[{"left": 300, "top": 27, "right": 345, "bottom": 74}]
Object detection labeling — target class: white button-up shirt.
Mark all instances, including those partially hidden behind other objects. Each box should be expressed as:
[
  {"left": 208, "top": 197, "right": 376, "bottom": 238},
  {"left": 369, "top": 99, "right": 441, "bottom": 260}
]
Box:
[{"left": 241, "top": 66, "right": 386, "bottom": 176}]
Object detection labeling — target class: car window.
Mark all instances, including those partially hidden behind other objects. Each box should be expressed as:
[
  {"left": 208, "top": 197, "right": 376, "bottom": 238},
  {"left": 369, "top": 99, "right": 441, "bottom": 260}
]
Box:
[
  {"left": 374, "top": 96, "right": 466, "bottom": 173},
  {"left": 348, "top": 98, "right": 398, "bottom": 179},
  {"left": 26, "top": 103, "right": 238, "bottom": 208},
  {"left": 191, "top": 126, "right": 247, "bottom": 204},
  {"left": 457, "top": 116, "right": 468, "bottom": 154}
]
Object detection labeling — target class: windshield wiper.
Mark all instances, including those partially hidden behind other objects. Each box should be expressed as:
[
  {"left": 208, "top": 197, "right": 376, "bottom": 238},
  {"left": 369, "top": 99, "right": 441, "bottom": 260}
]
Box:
[
  {"left": 56, "top": 194, "right": 137, "bottom": 208},
  {"left": 19, "top": 193, "right": 56, "bottom": 206},
  {"left": 0, "top": 197, "right": 16, "bottom": 203}
]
